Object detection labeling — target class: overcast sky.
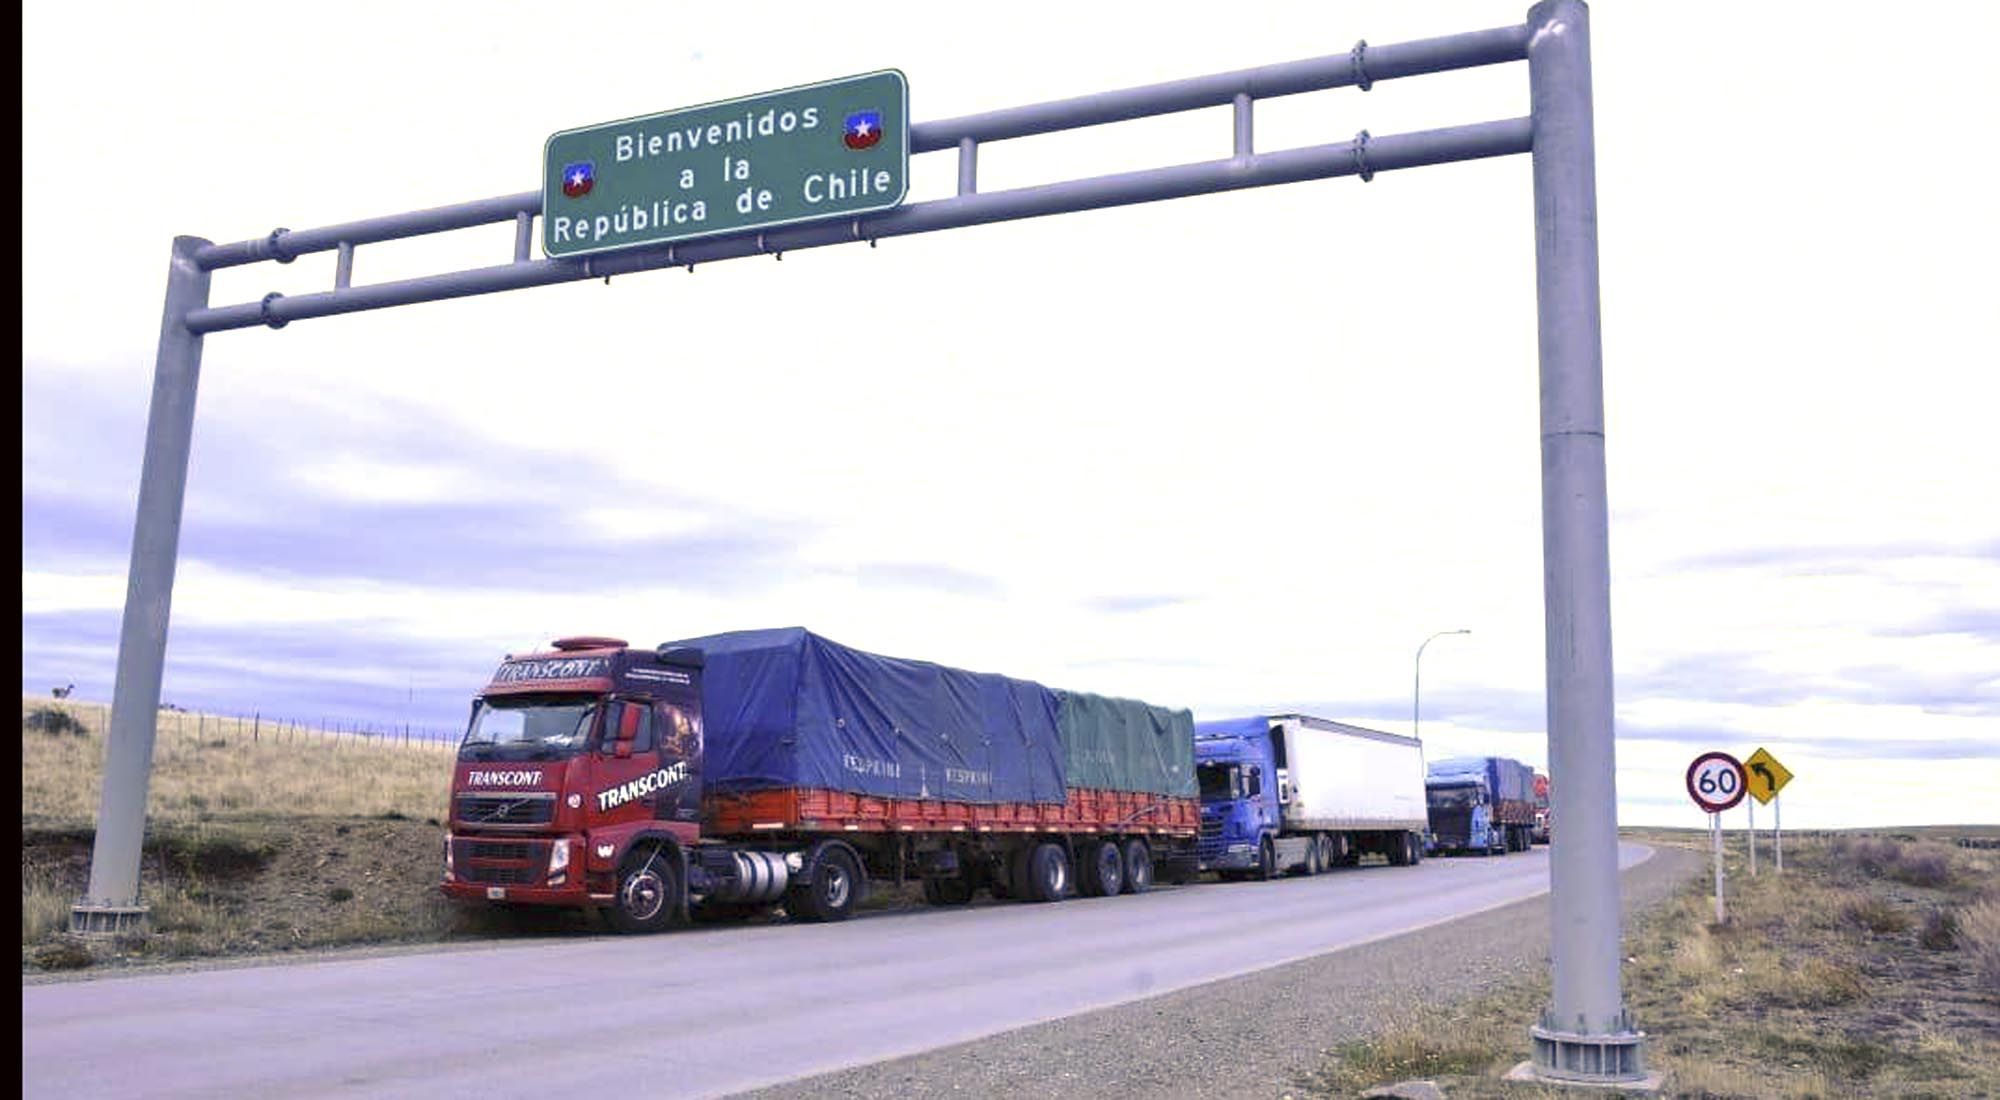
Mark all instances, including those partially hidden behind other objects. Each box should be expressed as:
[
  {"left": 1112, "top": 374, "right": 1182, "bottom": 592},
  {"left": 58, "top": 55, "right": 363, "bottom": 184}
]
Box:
[{"left": 22, "top": 2, "right": 1999, "bottom": 828}]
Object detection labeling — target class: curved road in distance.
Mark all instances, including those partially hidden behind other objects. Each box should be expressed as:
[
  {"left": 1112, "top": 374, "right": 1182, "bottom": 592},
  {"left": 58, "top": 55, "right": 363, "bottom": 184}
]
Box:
[{"left": 23, "top": 842, "right": 1650, "bottom": 1099}]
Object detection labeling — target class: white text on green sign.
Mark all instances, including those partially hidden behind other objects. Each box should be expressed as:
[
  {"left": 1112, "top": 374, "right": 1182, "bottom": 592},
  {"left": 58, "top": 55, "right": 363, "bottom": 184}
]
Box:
[{"left": 542, "top": 70, "right": 909, "bottom": 259}]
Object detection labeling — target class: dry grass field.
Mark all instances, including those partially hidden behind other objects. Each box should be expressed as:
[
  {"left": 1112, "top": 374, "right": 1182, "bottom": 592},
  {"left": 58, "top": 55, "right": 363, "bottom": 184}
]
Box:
[
  {"left": 1299, "top": 825, "right": 2000, "bottom": 1098},
  {"left": 21, "top": 696, "right": 481, "bottom": 972}
]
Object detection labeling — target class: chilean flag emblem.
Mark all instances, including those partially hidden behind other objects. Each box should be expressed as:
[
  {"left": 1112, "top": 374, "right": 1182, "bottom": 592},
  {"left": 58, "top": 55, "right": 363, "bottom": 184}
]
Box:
[
  {"left": 843, "top": 111, "right": 883, "bottom": 150},
  {"left": 561, "top": 161, "right": 595, "bottom": 198}
]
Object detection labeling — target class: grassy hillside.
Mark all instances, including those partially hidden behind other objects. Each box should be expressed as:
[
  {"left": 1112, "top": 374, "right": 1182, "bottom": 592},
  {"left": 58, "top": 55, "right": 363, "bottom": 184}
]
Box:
[
  {"left": 22, "top": 697, "right": 455, "bottom": 829},
  {"left": 1300, "top": 827, "right": 2000, "bottom": 1098},
  {"left": 22, "top": 696, "right": 474, "bottom": 971}
]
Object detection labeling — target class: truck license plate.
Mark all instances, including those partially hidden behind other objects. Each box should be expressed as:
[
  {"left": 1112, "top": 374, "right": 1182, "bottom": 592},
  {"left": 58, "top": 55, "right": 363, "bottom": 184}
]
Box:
[{"left": 486, "top": 887, "right": 506, "bottom": 900}]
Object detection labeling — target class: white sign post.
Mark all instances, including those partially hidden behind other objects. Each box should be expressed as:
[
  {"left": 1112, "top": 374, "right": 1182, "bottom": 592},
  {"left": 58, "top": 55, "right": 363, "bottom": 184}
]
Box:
[
  {"left": 1687, "top": 751, "right": 1746, "bottom": 924},
  {"left": 1744, "top": 747, "right": 1794, "bottom": 876},
  {"left": 1774, "top": 795, "right": 1783, "bottom": 873},
  {"left": 1748, "top": 797, "right": 1757, "bottom": 876}
]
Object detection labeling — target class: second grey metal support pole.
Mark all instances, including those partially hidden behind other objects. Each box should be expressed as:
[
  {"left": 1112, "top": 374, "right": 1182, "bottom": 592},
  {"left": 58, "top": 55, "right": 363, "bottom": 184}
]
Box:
[
  {"left": 70, "top": 235, "right": 214, "bottom": 935},
  {"left": 1521, "top": 0, "right": 1649, "bottom": 1086}
]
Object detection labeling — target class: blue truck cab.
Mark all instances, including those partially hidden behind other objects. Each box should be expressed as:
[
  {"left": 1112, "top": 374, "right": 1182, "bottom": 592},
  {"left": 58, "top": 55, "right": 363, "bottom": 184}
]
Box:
[
  {"left": 1193, "top": 719, "right": 1279, "bottom": 874},
  {"left": 1424, "top": 755, "right": 1536, "bottom": 856},
  {"left": 1424, "top": 769, "right": 1502, "bottom": 855}
]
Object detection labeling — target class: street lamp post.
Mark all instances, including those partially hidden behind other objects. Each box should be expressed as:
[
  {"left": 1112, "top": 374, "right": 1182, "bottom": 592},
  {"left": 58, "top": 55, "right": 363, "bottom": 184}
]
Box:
[{"left": 1414, "top": 629, "right": 1471, "bottom": 741}]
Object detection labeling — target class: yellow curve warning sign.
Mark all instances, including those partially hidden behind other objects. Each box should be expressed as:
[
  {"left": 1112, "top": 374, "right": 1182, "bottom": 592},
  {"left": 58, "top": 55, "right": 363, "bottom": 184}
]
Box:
[{"left": 1744, "top": 747, "right": 1793, "bottom": 804}]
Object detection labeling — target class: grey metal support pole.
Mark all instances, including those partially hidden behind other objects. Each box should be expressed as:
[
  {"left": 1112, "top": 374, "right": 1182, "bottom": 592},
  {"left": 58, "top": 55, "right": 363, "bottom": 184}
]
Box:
[
  {"left": 69, "top": 235, "right": 214, "bottom": 935},
  {"left": 1520, "top": 0, "right": 1649, "bottom": 1086},
  {"left": 957, "top": 137, "right": 977, "bottom": 196}
]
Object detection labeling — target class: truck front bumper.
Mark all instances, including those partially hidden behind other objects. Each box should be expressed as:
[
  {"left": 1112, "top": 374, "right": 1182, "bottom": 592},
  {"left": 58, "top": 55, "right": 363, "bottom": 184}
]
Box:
[{"left": 1198, "top": 843, "right": 1256, "bottom": 872}]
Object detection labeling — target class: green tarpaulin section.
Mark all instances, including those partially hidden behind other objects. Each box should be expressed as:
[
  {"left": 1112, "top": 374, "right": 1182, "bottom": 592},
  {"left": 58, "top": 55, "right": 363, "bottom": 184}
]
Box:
[{"left": 1056, "top": 690, "right": 1197, "bottom": 797}]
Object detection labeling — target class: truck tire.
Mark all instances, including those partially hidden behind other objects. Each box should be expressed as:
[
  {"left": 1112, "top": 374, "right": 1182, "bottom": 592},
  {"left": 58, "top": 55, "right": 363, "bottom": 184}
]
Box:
[
  {"left": 789, "top": 846, "right": 861, "bottom": 923},
  {"left": 1257, "top": 837, "right": 1278, "bottom": 881},
  {"left": 1410, "top": 833, "right": 1424, "bottom": 864},
  {"left": 1026, "top": 842, "right": 1071, "bottom": 903},
  {"left": 1121, "top": 839, "right": 1153, "bottom": 894},
  {"left": 1081, "top": 840, "right": 1124, "bottom": 897},
  {"left": 1303, "top": 836, "right": 1324, "bottom": 876},
  {"left": 1387, "top": 832, "right": 1411, "bottom": 866},
  {"left": 607, "top": 847, "right": 681, "bottom": 934}
]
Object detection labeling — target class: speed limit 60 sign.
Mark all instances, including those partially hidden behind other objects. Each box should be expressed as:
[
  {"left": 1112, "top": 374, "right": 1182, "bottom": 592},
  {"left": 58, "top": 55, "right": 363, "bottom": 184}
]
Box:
[{"left": 1687, "top": 751, "right": 1746, "bottom": 813}]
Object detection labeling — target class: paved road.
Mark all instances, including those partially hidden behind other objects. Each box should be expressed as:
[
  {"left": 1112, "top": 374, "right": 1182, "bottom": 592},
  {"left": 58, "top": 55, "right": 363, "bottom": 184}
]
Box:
[{"left": 23, "top": 843, "right": 1648, "bottom": 1099}]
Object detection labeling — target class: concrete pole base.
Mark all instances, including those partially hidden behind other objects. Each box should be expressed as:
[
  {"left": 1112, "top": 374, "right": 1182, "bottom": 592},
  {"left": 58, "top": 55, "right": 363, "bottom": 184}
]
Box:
[
  {"left": 68, "top": 901, "right": 150, "bottom": 937},
  {"left": 1512, "top": 1021, "right": 1657, "bottom": 1091}
]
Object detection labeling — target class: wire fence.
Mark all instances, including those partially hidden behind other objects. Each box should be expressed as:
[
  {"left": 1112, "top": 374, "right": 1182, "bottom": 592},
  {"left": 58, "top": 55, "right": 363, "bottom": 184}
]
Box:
[{"left": 24, "top": 697, "right": 462, "bottom": 753}]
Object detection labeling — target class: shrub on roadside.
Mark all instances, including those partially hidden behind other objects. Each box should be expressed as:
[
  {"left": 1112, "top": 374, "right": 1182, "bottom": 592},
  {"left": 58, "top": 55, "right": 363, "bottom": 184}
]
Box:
[
  {"left": 1920, "top": 907, "right": 1959, "bottom": 951},
  {"left": 1959, "top": 899, "right": 2000, "bottom": 996},
  {"left": 1844, "top": 895, "right": 1910, "bottom": 935},
  {"left": 23, "top": 706, "right": 88, "bottom": 736},
  {"left": 1888, "top": 844, "right": 1957, "bottom": 888}
]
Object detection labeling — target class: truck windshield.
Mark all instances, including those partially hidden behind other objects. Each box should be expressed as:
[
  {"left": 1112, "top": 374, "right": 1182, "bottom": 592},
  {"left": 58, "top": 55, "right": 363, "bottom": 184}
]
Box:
[
  {"left": 460, "top": 695, "right": 599, "bottom": 762},
  {"left": 1197, "top": 763, "right": 1236, "bottom": 802},
  {"left": 1427, "top": 783, "right": 1483, "bottom": 810}
]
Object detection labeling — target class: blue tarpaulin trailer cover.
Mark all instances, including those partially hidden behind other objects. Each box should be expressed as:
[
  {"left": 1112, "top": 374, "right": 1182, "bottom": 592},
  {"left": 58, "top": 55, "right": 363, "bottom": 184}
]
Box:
[{"left": 666, "top": 628, "right": 1068, "bottom": 804}]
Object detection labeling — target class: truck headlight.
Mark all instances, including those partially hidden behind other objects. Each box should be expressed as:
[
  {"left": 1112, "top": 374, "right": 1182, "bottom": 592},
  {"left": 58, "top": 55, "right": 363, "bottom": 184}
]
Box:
[{"left": 548, "top": 839, "right": 571, "bottom": 885}]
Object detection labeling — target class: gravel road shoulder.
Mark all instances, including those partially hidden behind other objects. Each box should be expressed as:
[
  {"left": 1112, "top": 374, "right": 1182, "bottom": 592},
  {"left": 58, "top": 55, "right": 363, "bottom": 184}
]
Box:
[{"left": 735, "top": 844, "right": 1701, "bottom": 1100}]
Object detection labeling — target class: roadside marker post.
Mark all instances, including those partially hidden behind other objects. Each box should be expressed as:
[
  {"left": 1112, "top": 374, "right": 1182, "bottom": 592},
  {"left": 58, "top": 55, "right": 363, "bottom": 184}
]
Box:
[
  {"left": 1687, "top": 751, "right": 1746, "bottom": 925},
  {"left": 1748, "top": 796, "right": 1756, "bottom": 876}
]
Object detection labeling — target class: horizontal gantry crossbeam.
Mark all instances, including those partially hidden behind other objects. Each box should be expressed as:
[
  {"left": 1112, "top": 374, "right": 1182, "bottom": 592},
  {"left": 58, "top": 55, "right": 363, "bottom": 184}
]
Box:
[{"left": 182, "top": 21, "right": 1531, "bottom": 334}]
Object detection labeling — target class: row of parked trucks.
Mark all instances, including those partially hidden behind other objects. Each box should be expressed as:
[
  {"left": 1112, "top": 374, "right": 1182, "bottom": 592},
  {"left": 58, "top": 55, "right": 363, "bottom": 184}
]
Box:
[{"left": 440, "top": 628, "right": 1537, "bottom": 932}]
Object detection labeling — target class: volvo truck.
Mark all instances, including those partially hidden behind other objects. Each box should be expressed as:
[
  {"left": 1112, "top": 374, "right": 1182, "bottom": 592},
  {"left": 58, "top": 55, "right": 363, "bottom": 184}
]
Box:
[{"left": 442, "top": 629, "right": 1200, "bottom": 932}]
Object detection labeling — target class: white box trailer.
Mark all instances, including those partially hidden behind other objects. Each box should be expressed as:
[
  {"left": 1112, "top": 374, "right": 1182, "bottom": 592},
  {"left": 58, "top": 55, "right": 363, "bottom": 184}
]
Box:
[
  {"left": 1274, "top": 714, "right": 1429, "bottom": 836},
  {"left": 1195, "top": 712, "right": 1428, "bottom": 877}
]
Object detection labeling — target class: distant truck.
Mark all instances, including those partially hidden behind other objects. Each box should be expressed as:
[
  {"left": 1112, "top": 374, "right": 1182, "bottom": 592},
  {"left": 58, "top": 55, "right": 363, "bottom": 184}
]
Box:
[
  {"left": 1193, "top": 714, "right": 1429, "bottom": 877},
  {"left": 442, "top": 629, "right": 1199, "bottom": 932},
  {"left": 1424, "top": 755, "right": 1538, "bottom": 855},
  {"left": 1532, "top": 771, "right": 1552, "bottom": 845}
]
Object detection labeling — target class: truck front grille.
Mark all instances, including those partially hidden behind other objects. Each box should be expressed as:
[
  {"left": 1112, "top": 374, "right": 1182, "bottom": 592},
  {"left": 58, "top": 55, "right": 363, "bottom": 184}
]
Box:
[
  {"left": 1429, "top": 809, "right": 1471, "bottom": 844},
  {"left": 458, "top": 864, "right": 537, "bottom": 886},
  {"left": 455, "top": 794, "right": 555, "bottom": 826},
  {"left": 1198, "top": 817, "right": 1226, "bottom": 861},
  {"left": 451, "top": 837, "right": 550, "bottom": 887}
]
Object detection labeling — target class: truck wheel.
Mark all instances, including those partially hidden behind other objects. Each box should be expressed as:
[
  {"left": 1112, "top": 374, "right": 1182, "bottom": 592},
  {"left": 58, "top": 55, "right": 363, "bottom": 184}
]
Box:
[
  {"left": 1121, "top": 839, "right": 1153, "bottom": 894},
  {"left": 1027, "top": 842, "right": 1071, "bottom": 902},
  {"left": 1303, "top": 837, "right": 1324, "bottom": 876},
  {"left": 1081, "top": 840, "right": 1124, "bottom": 897},
  {"left": 790, "top": 846, "right": 861, "bottom": 923},
  {"left": 1387, "top": 833, "right": 1410, "bottom": 866},
  {"left": 1410, "top": 833, "right": 1424, "bottom": 864},
  {"left": 1257, "top": 838, "right": 1278, "bottom": 881},
  {"left": 607, "top": 848, "right": 681, "bottom": 934}
]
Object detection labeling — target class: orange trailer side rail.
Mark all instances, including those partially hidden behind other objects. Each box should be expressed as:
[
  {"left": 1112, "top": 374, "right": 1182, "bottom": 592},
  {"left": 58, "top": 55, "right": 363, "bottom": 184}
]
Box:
[{"left": 705, "top": 788, "right": 1197, "bottom": 837}]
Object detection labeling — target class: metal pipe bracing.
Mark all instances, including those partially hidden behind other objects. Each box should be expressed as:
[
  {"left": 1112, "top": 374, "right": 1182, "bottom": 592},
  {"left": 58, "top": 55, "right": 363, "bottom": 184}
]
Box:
[
  {"left": 184, "top": 117, "right": 1530, "bottom": 334},
  {"left": 185, "top": 21, "right": 1528, "bottom": 274}
]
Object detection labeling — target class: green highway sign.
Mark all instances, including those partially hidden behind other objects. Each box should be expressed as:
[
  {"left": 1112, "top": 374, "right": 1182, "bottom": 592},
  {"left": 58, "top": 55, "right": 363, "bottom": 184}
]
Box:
[{"left": 542, "top": 70, "right": 908, "bottom": 259}]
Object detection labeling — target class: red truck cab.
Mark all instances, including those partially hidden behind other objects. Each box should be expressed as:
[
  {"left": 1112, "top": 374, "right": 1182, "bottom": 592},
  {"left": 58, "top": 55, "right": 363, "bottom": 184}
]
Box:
[{"left": 441, "top": 637, "right": 707, "bottom": 928}]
